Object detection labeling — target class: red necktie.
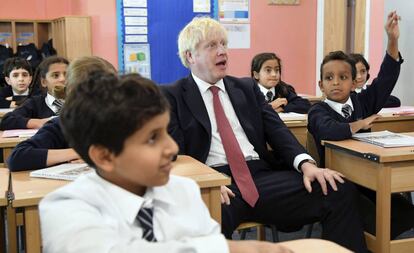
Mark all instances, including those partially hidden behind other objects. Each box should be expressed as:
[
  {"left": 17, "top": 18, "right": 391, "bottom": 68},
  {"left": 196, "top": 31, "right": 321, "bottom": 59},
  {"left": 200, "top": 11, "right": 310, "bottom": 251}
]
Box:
[{"left": 210, "top": 86, "right": 259, "bottom": 207}]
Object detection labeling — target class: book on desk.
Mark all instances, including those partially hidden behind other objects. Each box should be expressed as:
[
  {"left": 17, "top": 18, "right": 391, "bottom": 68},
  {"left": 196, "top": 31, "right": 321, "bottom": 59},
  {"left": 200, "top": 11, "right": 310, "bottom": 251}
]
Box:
[
  {"left": 278, "top": 112, "right": 307, "bottom": 121},
  {"left": 2, "top": 129, "right": 38, "bottom": 138},
  {"left": 30, "top": 163, "right": 93, "bottom": 181},
  {"left": 378, "top": 106, "right": 414, "bottom": 116},
  {"left": 352, "top": 130, "right": 414, "bottom": 148}
]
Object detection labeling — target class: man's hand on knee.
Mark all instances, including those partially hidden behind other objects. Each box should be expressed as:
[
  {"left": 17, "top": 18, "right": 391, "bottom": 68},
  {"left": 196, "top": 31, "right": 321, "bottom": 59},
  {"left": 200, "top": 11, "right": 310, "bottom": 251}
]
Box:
[{"left": 301, "top": 162, "right": 345, "bottom": 195}]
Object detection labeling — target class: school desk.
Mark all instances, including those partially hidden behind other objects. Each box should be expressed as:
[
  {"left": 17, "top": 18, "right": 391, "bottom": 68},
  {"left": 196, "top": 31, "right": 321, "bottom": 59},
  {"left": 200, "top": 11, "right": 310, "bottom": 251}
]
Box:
[
  {"left": 372, "top": 113, "right": 414, "bottom": 133},
  {"left": 0, "top": 168, "right": 9, "bottom": 253},
  {"left": 324, "top": 133, "right": 414, "bottom": 253},
  {"left": 297, "top": 93, "right": 324, "bottom": 105},
  {"left": 7, "top": 155, "right": 230, "bottom": 253},
  {"left": 280, "top": 239, "right": 352, "bottom": 253},
  {"left": 284, "top": 119, "right": 307, "bottom": 148},
  {"left": 0, "top": 108, "right": 14, "bottom": 119},
  {"left": 0, "top": 132, "right": 29, "bottom": 167}
]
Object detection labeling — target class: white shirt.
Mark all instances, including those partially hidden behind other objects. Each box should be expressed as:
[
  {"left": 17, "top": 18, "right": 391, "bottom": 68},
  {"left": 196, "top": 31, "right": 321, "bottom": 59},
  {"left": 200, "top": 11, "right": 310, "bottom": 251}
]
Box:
[
  {"left": 45, "top": 93, "right": 63, "bottom": 114},
  {"left": 324, "top": 97, "right": 354, "bottom": 118},
  {"left": 40, "top": 172, "right": 228, "bottom": 253},
  {"left": 258, "top": 83, "right": 275, "bottom": 101},
  {"left": 193, "top": 74, "right": 260, "bottom": 167},
  {"left": 192, "top": 74, "right": 313, "bottom": 171},
  {"left": 12, "top": 89, "right": 29, "bottom": 96}
]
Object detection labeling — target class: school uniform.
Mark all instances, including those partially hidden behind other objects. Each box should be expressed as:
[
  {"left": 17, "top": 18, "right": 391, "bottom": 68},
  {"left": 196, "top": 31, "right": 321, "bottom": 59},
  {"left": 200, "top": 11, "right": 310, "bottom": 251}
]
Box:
[
  {"left": 163, "top": 74, "right": 367, "bottom": 252},
  {"left": 0, "top": 85, "right": 28, "bottom": 108},
  {"left": 308, "top": 52, "right": 414, "bottom": 239},
  {"left": 40, "top": 172, "right": 228, "bottom": 253},
  {"left": 258, "top": 81, "right": 311, "bottom": 113},
  {"left": 0, "top": 93, "right": 60, "bottom": 130},
  {"left": 7, "top": 117, "right": 67, "bottom": 171},
  {"left": 308, "top": 52, "right": 403, "bottom": 167}
]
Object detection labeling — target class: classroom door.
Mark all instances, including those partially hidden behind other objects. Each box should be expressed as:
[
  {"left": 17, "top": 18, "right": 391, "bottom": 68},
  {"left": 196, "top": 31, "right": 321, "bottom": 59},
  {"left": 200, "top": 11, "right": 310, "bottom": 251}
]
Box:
[{"left": 323, "top": 0, "right": 367, "bottom": 56}]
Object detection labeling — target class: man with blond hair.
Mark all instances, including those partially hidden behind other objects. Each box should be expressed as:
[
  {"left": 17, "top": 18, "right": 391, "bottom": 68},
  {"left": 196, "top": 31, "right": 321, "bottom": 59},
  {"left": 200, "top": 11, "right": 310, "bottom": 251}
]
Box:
[{"left": 163, "top": 17, "right": 367, "bottom": 252}]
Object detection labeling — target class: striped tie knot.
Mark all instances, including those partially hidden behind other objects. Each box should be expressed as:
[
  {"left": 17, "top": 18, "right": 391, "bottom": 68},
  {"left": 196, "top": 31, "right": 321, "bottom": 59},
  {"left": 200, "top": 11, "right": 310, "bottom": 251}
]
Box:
[
  {"left": 53, "top": 99, "right": 64, "bottom": 115},
  {"left": 137, "top": 206, "right": 157, "bottom": 242},
  {"left": 342, "top": 104, "right": 352, "bottom": 119},
  {"left": 266, "top": 90, "right": 273, "bottom": 103}
]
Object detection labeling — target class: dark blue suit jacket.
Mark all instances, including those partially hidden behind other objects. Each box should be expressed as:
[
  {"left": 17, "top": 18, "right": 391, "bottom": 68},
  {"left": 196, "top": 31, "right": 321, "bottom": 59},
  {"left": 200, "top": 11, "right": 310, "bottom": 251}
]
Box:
[{"left": 163, "top": 75, "right": 306, "bottom": 170}]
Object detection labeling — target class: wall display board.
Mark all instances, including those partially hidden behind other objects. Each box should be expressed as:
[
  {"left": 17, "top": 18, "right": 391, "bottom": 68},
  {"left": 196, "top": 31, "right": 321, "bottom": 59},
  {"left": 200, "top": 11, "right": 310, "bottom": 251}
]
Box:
[{"left": 117, "top": 0, "right": 216, "bottom": 83}]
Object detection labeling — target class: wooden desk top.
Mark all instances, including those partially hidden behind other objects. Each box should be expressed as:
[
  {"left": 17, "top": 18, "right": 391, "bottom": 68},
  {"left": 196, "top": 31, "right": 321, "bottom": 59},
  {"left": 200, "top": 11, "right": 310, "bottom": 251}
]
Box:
[
  {"left": 0, "top": 131, "right": 28, "bottom": 148},
  {"left": 172, "top": 155, "right": 230, "bottom": 188},
  {"left": 298, "top": 93, "right": 324, "bottom": 104},
  {"left": 283, "top": 119, "right": 307, "bottom": 127},
  {"left": 0, "top": 168, "right": 9, "bottom": 206},
  {"left": 375, "top": 113, "right": 414, "bottom": 122},
  {"left": 324, "top": 132, "right": 414, "bottom": 163},
  {"left": 0, "top": 108, "right": 14, "bottom": 118},
  {"left": 10, "top": 155, "right": 230, "bottom": 208},
  {"left": 280, "top": 239, "right": 351, "bottom": 253}
]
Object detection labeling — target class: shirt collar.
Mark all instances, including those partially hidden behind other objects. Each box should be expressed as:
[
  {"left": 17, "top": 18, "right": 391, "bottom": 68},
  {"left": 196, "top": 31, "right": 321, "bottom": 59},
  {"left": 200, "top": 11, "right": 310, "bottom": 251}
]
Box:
[
  {"left": 45, "top": 93, "right": 57, "bottom": 107},
  {"left": 93, "top": 172, "right": 176, "bottom": 225},
  {"left": 324, "top": 96, "right": 354, "bottom": 115},
  {"left": 257, "top": 83, "right": 275, "bottom": 97},
  {"left": 192, "top": 73, "right": 225, "bottom": 94},
  {"left": 12, "top": 89, "right": 29, "bottom": 96}
]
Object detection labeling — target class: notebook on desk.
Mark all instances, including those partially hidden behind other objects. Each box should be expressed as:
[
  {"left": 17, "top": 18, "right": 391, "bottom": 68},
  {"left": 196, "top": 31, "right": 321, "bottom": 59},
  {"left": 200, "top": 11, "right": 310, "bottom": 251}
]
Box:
[
  {"left": 278, "top": 112, "right": 307, "bottom": 121},
  {"left": 378, "top": 106, "right": 414, "bottom": 116},
  {"left": 30, "top": 163, "right": 93, "bottom": 181},
  {"left": 352, "top": 130, "right": 414, "bottom": 148},
  {"left": 2, "top": 129, "right": 38, "bottom": 138}
]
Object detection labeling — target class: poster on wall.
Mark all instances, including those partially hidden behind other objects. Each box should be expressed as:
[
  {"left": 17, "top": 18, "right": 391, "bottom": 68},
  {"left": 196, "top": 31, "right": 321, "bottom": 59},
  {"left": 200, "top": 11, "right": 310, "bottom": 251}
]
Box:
[
  {"left": 124, "top": 44, "right": 151, "bottom": 78},
  {"left": 218, "top": 0, "right": 249, "bottom": 23},
  {"left": 117, "top": 0, "right": 150, "bottom": 78},
  {"left": 218, "top": 0, "right": 250, "bottom": 49}
]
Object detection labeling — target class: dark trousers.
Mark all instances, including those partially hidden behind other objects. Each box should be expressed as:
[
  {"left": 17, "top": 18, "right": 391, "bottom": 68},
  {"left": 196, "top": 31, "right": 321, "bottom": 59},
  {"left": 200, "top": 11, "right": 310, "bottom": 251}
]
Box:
[
  {"left": 214, "top": 160, "right": 367, "bottom": 253},
  {"left": 358, "top": 185, "right": 414, "bottom": 239}
]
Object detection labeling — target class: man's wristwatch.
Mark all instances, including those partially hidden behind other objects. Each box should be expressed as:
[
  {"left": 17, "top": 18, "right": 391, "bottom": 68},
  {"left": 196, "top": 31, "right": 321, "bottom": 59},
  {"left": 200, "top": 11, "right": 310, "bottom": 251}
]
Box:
[{"left": 298, "top": 159, "right": 317, "bottom": 171}]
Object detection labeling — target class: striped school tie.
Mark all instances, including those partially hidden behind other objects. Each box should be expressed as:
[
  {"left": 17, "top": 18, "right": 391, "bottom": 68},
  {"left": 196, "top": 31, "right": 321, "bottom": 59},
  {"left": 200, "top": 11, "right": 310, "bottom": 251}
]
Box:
[
  {"left": 137, "top": 206, "right": 157, "bottom": 242},
  {"left": 342, "top": 104, "right": 352, "bottom": 119},
  {"left": 52, "top": 99, "right": 64, "bottom": 115},
  {"left": 266, "top": 90, "right": 273, "bottom": 103}
]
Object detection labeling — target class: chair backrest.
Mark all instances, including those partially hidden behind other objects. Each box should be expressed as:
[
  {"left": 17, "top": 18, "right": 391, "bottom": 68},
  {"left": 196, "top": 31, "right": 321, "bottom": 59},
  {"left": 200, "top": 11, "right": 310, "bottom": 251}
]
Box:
[{"left": 306, "top": 131, "right": 320, "bottom": 167}]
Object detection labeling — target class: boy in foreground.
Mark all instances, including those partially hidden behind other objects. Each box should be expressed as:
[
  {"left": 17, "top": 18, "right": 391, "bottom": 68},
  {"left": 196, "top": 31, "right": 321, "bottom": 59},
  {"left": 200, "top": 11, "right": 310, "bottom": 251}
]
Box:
[{"left": 39, "top": 72, "right": 292, "bottom": 253}]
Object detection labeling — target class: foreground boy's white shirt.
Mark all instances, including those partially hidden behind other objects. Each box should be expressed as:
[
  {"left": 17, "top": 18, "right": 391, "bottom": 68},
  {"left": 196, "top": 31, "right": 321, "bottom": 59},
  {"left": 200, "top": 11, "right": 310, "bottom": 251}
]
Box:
[{"left": 40, "top": 171, "right": 228, "bottom": 253}]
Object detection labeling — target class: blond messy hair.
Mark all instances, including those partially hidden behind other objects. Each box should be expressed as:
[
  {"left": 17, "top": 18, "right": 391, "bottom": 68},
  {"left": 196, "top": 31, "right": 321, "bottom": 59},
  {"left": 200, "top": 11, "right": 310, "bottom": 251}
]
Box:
[{"left": 178, "top": 16, "right": 227, "bottom": 68}]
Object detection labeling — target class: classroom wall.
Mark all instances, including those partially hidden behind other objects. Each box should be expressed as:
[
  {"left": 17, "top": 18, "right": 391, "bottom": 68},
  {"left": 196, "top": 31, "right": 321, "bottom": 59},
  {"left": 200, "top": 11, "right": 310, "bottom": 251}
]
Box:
[
  {"left": 384, "top": 0, "right": 414, "bottom": 106},
  {"left": 0, "top": 0, "right": 118, "bottom": 70},
  {"left": 368, "top": 0, "right": 385, "bottom": 83},
  {"left": 228, "top": 1, "right": 317, "bottom": 95},
  {"left": 70, "top": 0, "right": 118, "bottom": 72},
  {"left": 0, "top": 0, "right": 72, "bottom": 19},
  {"left": 2, "top": 0, "right": 390, "bottom": 96}
]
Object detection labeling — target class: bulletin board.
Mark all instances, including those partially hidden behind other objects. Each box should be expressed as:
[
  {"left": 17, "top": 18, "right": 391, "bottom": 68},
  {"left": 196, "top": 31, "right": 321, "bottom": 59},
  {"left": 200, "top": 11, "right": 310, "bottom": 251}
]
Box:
[{"left": 117, "top": 0, "right": 217, "bottom": 84}]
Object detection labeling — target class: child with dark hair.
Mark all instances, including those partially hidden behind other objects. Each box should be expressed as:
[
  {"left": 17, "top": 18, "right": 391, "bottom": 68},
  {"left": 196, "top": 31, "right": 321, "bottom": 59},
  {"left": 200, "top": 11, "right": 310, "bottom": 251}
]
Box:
[
  {"left": 308, "top": 11, "right": 414, "bottom": 239},
  {"left": 8, "top": 56, "right": 116, "bottom": 171},
  {"left": 251, "top": 52, "right": 310, "bottom": 113},
  {"left": 349, "top": 53, "right": 401, "bottom": 107},
  {"left": 0, "top": 57, "right": 33, "bottom": 108},
  {"left": 0, "top": 56, "right": 69, "bottom": 130},
  {"left": 40, "top": 72, "right": 292, "bottom": 253}
]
